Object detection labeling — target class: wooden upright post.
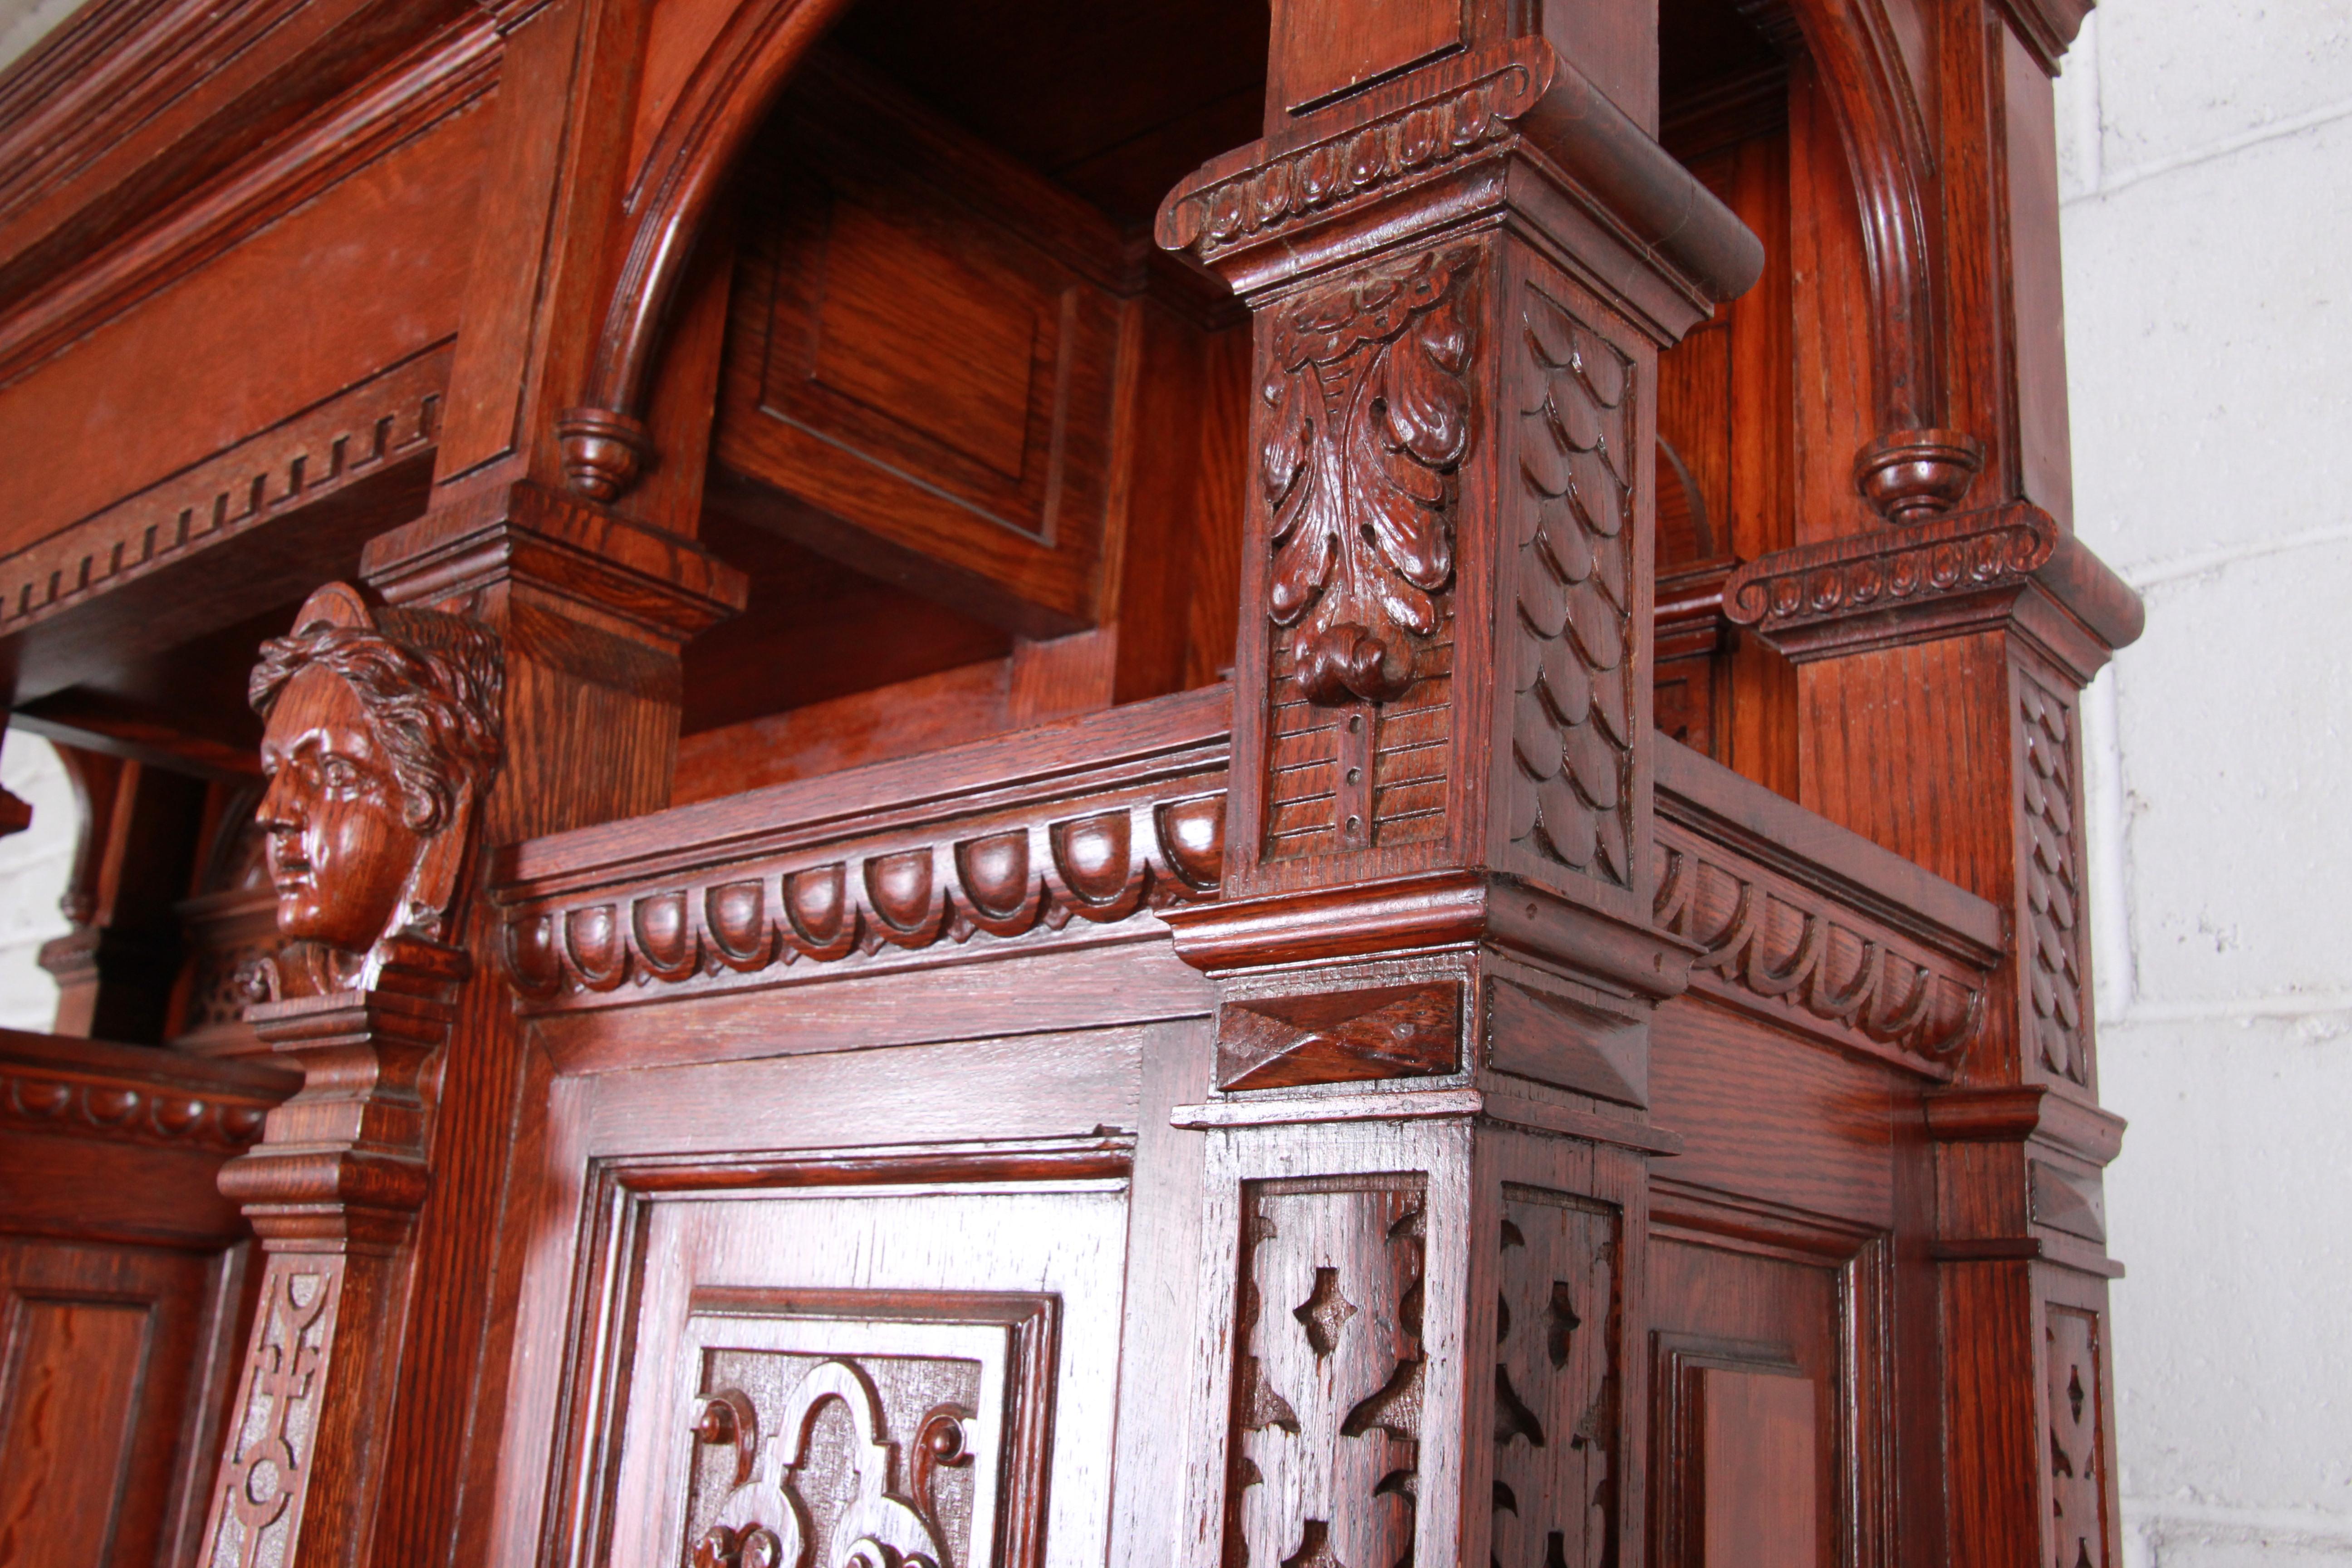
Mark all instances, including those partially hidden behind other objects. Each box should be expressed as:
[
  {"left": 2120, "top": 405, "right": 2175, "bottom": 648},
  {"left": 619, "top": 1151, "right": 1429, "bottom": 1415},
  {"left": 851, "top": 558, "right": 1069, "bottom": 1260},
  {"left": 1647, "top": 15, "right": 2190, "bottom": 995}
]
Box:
[
  {"left": 193, "top": 0, "right": 745, "bottom": 1562},
  {"left": 1157, "top": 5, "right": 1759, "bottom": 1563}
]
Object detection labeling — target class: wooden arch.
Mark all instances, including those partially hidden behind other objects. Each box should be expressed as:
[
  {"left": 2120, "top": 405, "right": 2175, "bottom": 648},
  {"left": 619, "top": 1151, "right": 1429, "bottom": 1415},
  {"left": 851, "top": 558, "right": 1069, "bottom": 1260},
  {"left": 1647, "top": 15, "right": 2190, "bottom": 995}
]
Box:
[
  {"left": 555, "top": 0, "right": 856, "bottom": 501},
  {"left": 558, "top": 0, "right": 2002, "bottom": 525},
  {"left": 1764, "top": 0, "right": 1984, "bottom": 522}
]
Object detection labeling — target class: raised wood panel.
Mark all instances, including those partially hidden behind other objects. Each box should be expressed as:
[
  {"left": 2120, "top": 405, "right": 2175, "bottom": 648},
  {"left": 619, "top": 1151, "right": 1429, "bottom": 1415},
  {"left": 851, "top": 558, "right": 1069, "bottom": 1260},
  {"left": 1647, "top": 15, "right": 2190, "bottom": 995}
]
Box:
[
  {"left": 1648, "top": 1191, "right": 1887, "bottom": 1568},
  {"left": 0, "top": 1288, "right": 151, "bottom": 1568},
  {"left": 1699, "top": 1368, "right": 1817, "bottom": 1568},
  {"left": 716, "top": 62, "right": 1126, "bottom": 634},
  {"left": 0, "top": 1239, "right": 244, "bottom": 1568}
]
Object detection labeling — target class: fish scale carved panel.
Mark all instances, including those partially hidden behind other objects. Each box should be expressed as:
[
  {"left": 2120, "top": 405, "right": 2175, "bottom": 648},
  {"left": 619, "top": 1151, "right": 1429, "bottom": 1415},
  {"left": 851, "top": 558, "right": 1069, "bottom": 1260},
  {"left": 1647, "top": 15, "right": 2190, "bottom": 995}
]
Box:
[
  {"left": 1491, "top": 1188, "right": 1620, "bottom": 1568},
  {"left": 1228, "top": 1177, "right": 1428, "bottom": 1568},
  {"left": 2019, "top": 677, "right": 2089, "bottom": 1085},
  {"left": 1508, "top": 284, "right": 1639, "bottom": 890}
]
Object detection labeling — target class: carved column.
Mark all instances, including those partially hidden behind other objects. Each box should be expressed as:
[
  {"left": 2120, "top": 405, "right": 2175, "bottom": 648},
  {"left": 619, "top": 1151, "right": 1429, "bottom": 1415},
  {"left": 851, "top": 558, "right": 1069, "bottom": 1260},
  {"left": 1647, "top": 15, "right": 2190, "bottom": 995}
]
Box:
[
  {"left": 198, "top": 584, "right": 503, "bottom": 1568},
  {"left": 1724, "top": 6, "right": 2133, "bottom": 1565},
  {"left": 292, "top": 0, "right": 746, "bottom": 1559},
  {"left": 1156, "top": 14, "right": 1759, "bottom": 1566}
]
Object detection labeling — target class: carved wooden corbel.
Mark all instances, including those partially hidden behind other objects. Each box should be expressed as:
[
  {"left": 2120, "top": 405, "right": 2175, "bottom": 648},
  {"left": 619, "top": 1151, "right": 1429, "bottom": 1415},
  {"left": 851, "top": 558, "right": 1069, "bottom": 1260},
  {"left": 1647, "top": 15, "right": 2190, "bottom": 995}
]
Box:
[
  {"left": 197, "top": 583, "right": 504, "bottom": 1568},
  {"left": 557, "top": 0, "right": 857, "bottom": 501}
]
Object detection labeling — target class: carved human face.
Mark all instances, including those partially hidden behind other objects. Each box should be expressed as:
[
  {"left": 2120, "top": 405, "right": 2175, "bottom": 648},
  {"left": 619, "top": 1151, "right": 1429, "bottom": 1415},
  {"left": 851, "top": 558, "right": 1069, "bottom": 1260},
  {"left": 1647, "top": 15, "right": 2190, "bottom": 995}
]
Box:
[{"left": 256, "top": 666, "right": 426, "bottom": 953}]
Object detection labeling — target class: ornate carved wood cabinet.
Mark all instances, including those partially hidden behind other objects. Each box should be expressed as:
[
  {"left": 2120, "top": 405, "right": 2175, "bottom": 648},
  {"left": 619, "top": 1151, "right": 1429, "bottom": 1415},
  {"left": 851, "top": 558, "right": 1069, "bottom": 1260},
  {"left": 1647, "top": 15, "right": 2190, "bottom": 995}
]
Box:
[{"left": 0, "top": 0, "right": 2142, "bottom": 1564}]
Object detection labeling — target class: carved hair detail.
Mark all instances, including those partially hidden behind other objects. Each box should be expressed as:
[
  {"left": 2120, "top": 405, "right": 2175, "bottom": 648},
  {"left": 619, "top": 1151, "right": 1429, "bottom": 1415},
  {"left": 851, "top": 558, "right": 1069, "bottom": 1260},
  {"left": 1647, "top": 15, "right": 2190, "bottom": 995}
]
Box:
[{"left": 250, "top": 604, "right": 505, "bottom": 836}]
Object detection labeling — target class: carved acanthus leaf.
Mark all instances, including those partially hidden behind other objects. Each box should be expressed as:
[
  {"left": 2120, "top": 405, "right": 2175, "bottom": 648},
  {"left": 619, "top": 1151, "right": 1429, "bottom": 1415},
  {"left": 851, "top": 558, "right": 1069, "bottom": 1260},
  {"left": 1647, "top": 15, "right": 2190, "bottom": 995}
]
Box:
[{"left": 1263, "top": 247, "right": 1475, "bottom": 707}]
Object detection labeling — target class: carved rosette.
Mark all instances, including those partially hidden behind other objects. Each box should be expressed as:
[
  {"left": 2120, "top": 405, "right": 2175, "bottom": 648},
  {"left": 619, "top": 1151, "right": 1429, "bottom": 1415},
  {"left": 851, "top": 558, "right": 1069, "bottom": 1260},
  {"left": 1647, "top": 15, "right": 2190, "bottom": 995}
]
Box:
[
  {"left": 1508, "top": 286, "right": 1639, "bottom": 887},
  {"left": 1262, "top": 247, "right": 1475, "bottom": 708}
]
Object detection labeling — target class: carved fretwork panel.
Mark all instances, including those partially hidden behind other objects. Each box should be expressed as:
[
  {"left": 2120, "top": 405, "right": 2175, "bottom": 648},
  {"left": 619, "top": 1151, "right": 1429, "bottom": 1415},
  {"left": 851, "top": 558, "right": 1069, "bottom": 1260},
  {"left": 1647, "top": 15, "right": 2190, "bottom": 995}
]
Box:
[
  {"left": 1492, "top": 1188, "right": 1622, "bottom": 1568},
  {"left": 677, "top": 1294, "right": 1057, "bottom": 1568},
  {"left": 2018, "top": 677, "right": 2089, "bottom": 1087},
  {"left": 206, "top": 1259, "right": 344, "bottom": 1568},
  {"left": 1228, "top": 1177, "right": 1428, "bottom": 1568},
  {"left": 1506, "top": 282, "right": 1642, "bottom": 893},
  {"left": 2045, "top": 1307, "right": 2107, "bottom": 1568}
]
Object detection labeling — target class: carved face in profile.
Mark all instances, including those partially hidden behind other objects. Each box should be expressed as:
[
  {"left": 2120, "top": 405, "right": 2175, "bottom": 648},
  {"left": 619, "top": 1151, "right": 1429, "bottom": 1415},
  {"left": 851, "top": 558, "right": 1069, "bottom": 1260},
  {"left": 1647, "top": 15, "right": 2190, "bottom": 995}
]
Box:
[
  {"left": 256, "top": 665, "right": 430, "bottom": 953},
  {"left": 248, "top": 584, "right": 505, "bottom": 966}
]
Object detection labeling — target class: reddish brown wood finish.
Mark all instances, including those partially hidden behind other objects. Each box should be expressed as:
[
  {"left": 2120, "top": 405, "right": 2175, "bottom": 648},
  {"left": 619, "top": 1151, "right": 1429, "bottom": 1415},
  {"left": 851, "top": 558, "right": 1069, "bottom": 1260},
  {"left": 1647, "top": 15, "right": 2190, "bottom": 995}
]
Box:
[
  {"left": 0, "top": 1029, "right": 295, "bottom": 1568},
  {"left": 0, "top": 0, "right": 2143, "bottom": 1564}
]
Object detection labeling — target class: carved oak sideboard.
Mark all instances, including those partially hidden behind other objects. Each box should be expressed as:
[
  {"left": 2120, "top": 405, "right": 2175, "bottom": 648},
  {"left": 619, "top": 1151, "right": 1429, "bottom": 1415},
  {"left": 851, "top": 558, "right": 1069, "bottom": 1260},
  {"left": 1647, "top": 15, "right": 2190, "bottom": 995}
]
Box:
[{"left": 0, "top": 0, "right": 2139, "bottom": 1565}]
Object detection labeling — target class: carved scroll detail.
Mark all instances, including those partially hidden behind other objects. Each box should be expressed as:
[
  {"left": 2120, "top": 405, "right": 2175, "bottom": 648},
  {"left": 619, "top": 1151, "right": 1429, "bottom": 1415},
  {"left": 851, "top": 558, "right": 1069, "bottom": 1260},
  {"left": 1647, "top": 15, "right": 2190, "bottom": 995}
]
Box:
[
  {"left": 207, "top": 1261, "right": 344, "bottom": 1568},
  {"left": 1653, "top": 824, "right": 1985, "bottom": 1067},
  {"left": 503, "top": 792, "right": 1224, "bottom": 1002},
  {"left": 2045, "top": 1308, "right": 2106, "bottom": 1568},
  {"left": 2019, "top": 678, "right": 2088, "bottom": 1086},
  {"left": 1509, "top": 286, "right": 1637, "bottom": 887},
  {"left": 1492, "top": 1190, "right": 1619, "bottom": 1568},
  {"left": 691, "top": 1360, "right": 955, "bottom": 1568},
  {"left": 1262, "top": 247, "right": 1474, "bottom": 707},
  {"left": 1230, "top": 1180, "right": 1426, "bottom": 1568},
  {"left": 678, "top": 1290, "right": 1058, "bottom": 1568}
]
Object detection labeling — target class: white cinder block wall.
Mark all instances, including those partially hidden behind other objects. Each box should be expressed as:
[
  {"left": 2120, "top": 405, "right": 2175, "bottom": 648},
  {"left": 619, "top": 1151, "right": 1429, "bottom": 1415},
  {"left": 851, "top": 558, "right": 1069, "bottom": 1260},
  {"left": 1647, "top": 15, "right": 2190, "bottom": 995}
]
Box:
[
  {"left": 0, "top": 0, "right": 2344, "bottom": 1557},
  {"left": 2055, "top": 2, "right": 2352, "bottom": 1562},
  {"left": 0, "top": 732, "right": 73, "bottom": 1030}
]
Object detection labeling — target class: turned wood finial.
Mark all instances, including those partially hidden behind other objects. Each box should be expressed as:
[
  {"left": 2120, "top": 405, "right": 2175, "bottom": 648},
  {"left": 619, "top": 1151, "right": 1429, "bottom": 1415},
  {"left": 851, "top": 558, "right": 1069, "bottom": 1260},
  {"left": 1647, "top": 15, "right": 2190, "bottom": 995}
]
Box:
[
  {"left": 556, "top": 405, "right": 655, "bottom": 501},
  {"left": 1855, "top": 427, "right": 1985, "bottom": 526}
]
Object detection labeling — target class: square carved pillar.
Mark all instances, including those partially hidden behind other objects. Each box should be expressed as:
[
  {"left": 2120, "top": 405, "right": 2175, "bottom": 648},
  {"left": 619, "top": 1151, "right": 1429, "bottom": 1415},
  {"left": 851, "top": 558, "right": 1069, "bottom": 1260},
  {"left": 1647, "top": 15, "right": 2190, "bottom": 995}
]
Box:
[
  {"left": 1156, "top": 20, "right": 1760, "bottom": 1567},
  {"left": 1720, "top": 16, "right": 2141, "bottom": 1562}
]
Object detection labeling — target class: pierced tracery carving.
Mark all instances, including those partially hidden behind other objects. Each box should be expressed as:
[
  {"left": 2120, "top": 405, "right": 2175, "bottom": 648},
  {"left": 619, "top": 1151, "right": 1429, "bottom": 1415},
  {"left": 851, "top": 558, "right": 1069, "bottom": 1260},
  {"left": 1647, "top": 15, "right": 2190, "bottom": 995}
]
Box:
[
  {"left": 1229, "top": 1180, "right": 1426, "bottom": 1568},
  {"left": 1491, "top": 1191, "right": 1618, "bottom": 1568},
  {"left": 1508, "top": 286, "right": 1638, "bottom": 888},
  {"left": 2045, "top": 1308, "right": 2105, "bottom": 1568},
  {"left": 1261, "top": 247, "right": 1474, "bottom": 708}
]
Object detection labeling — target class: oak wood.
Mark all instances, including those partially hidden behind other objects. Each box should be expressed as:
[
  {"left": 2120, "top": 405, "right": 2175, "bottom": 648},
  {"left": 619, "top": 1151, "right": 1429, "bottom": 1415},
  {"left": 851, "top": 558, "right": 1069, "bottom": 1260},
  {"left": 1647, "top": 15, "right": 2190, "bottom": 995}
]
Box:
[{"left": 0, "top": 2, "right": 2145, "bottom": 1565}]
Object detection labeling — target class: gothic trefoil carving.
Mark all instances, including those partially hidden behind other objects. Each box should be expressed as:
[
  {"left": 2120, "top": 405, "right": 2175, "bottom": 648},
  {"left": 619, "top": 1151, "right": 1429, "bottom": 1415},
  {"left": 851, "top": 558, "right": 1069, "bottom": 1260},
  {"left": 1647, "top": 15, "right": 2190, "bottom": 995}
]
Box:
[
  {"left": 1230, "top": 1181, "right": 1428, "bottom": 1568},
  {"left": 689, "top": 1359, "right": 961, "bottom": 1568},
  {"left": 1491, "top": 1191, "right": 1618, "bottom": 1568},
  {"left": 1262, "top": 247, "right": 1475, "bottom": 707},
  {"left": 2019, "top": 678, "right": 2088, "bottom": 1084},
  {"left": 1509, "top": 286, "right": 1637, "bottom": 888}
]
